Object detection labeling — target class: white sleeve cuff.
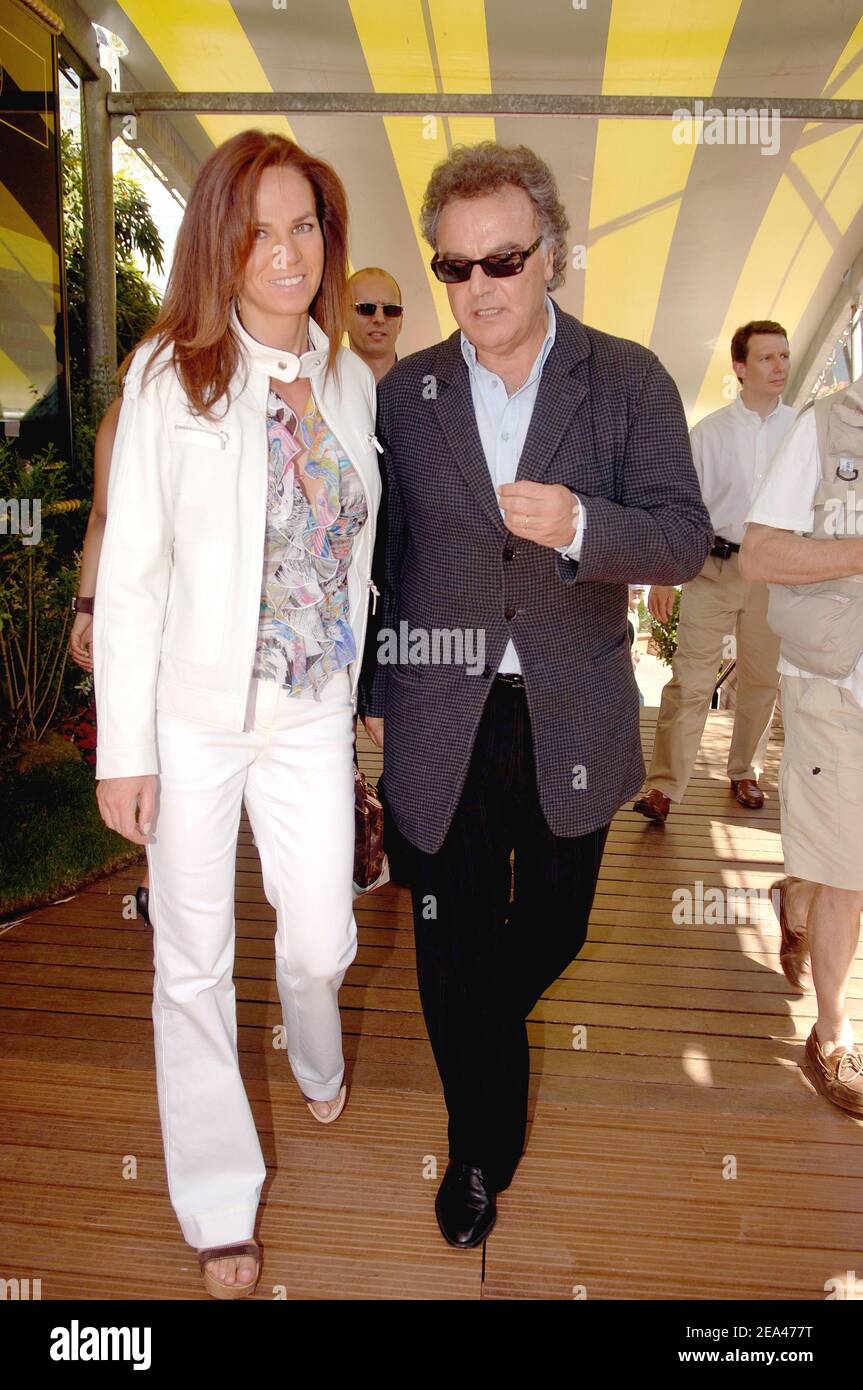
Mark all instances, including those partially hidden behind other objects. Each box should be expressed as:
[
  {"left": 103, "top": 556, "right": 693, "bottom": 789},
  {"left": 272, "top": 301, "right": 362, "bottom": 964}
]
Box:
[{"left": 556, "top": 495, "right": 586, "bottom": 560}]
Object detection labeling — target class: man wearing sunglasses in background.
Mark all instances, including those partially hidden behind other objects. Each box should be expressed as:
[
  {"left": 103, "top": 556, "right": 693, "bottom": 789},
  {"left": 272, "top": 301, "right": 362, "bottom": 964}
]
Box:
[
  {"left": 347, "top": 267, "right": 404, "bottom": 383},
  {"left": 359, "top": 142, "right": 712, "bottom": 1250}
]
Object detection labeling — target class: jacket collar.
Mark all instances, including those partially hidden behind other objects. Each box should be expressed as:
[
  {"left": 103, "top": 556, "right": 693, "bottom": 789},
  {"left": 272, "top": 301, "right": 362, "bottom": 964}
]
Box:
[
  {"left": 428, "top": 298, "right": 591, "bottom": 529},
  {"left": 230, "top": 304, "right": 329, "bottom": 383}
]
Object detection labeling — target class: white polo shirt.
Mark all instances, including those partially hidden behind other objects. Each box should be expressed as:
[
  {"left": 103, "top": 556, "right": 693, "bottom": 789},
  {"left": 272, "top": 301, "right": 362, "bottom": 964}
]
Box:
[
  {"left": 746, "top": 406, "right": 863, "bottom": 706},
  {"left": 691, "top": 394, "right": 797, "bottom": 545}
]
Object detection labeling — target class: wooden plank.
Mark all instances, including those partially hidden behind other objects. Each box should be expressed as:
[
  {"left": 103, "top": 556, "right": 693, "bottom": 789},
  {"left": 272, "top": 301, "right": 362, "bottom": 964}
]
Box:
[{"left": 2, "top": 707, "right": 862, "bottom": 1300}]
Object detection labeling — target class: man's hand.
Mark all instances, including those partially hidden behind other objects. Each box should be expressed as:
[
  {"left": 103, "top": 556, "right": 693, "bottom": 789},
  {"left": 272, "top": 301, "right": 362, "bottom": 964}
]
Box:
[
  {"left": 648, "top": 585, "right": 677, "bottom": 624},
  {"left": 362, "top": 716, "right": 384, "bottom": 750},
  {"left": 498, "top": 481, "right": 578, "bottom": 549},
  {"left": 96, "top": 774, "right": 157, "bottom": 845}
]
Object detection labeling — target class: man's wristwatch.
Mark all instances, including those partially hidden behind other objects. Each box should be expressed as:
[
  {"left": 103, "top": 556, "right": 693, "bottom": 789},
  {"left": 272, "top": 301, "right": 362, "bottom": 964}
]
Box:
[{"left": 72, "top": 596, "right": 94, "bottom": 615}]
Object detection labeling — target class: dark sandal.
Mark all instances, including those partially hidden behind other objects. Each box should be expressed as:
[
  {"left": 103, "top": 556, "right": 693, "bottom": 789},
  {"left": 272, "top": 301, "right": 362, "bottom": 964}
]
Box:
[{"left": 198, "top": 1239, "right": 261, "bottom": 1300}]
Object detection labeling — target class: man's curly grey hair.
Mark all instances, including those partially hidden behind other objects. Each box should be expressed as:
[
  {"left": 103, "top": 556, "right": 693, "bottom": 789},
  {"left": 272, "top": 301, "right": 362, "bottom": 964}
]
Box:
[{"left": 419, "top": 142, "right": 570, "bottom": 291}]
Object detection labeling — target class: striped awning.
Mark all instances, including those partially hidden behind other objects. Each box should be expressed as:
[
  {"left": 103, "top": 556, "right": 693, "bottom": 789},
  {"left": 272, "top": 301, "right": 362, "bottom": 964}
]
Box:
[{"left": 78, "top": 0, "right": 863, "bottom": 420}]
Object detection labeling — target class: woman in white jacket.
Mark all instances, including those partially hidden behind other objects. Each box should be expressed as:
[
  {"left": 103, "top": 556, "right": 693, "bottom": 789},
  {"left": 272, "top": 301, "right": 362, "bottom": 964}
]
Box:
[{"left": 94, "top": 131, "right": 381, "bottom": 1298}]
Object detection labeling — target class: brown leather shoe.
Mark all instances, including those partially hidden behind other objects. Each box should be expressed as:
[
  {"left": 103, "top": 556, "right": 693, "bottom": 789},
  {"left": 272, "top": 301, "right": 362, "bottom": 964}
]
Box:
[
  {"left": 633, "top": 788, "right": 670, "bottom": 824},
  {"left": 770, "top": 877, "right": 809, "bottom": 989},
  {"left": 804, "top": 1027, "right": 863, "bottom": 1116},
  {"left": 730, "top": 778, "right": 764, "bottom": 809}
]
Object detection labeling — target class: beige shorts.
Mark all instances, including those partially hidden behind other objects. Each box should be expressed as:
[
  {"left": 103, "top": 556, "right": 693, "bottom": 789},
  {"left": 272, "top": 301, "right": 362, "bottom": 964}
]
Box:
[{"left": 779, "top": 675, "right": 863, "bottom": 890}]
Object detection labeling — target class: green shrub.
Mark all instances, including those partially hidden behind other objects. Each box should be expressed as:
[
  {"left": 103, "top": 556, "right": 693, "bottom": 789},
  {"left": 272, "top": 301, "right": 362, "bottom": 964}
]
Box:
[
  {"left": 0, "top": 739, "right": 139, "bottom": 915},
  {"left": 0, "top": 443, "right": 87, "bottom": 750},
  {"left": 0, "top": 130, "right": 165, "bottom": 914},
  {"left": 650, "top": 588, "right": 682, "bottom": 666}
]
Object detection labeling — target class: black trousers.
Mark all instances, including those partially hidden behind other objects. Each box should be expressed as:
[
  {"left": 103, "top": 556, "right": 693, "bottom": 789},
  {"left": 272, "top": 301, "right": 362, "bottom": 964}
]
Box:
[{"left": 410, "top": 679, "right": 610, "bottom": 1192}]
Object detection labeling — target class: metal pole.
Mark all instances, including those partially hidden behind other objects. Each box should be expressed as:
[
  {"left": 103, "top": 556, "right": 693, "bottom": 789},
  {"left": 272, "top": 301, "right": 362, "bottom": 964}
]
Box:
[
  {"left": 81, "top": 68, "right": 117, "bottom": 416},
  {"left": 106, "top": 91, "right": 863, "bottom": 121},
  {"left": 789, "top": 241, "right": 863, "bottom": 406}
]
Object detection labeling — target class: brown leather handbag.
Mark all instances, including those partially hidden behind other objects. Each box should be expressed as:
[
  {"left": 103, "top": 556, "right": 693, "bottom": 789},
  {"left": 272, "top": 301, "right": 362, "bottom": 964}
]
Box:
[{"left": 353, "top": 759, "right": 388, "bottom": 895}]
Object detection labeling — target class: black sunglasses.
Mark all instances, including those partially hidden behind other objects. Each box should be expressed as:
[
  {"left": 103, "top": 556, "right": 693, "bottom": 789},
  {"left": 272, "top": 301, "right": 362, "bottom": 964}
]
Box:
[
  {"left": 430, "top": 235, "right": 544, "bottom": 284},
  {"left": 353, "top": 301, "right": 404, "bottom": 318}
]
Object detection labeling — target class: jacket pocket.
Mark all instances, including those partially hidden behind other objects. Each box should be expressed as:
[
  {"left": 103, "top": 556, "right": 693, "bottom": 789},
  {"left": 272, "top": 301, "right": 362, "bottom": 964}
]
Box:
[
  {"left": 173, "top": 422, "right": 232, "bottom": 451},
  {"left": 162, "top": 515, "right": 235, "bottom": 667},
  {"left": 169, "top": 406, "right": 242, "bottom": 453}
]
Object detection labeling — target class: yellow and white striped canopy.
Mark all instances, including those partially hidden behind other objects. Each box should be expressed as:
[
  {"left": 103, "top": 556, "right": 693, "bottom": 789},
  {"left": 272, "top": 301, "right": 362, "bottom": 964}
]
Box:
[{"left": 80, "top": 0, "right": 863, "bottom": 421}]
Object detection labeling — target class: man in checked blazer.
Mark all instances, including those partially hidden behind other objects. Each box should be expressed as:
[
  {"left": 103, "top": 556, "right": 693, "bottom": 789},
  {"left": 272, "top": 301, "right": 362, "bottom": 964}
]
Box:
[{"left": 359, "top": 143, "right": 712, "bottom": 1249}]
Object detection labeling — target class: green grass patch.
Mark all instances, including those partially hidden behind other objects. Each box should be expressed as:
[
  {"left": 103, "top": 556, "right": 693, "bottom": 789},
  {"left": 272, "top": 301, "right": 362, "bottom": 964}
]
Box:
[{"left": 0, "top": 737, "right": 142, "bottom": 917}]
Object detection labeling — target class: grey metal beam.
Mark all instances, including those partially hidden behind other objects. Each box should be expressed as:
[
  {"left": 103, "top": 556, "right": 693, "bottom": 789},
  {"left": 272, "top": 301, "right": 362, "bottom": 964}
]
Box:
[
  {"left": 47, "top": 2, "right": 120, "bottom": 415},
  {"left": 48, "top": 0, "right": 102, "bottom": 80},
  {"left": 106, "top": 92, "right": 863, "bottom": 120},
  {"left": 81, "top": 68, "right": 117, "bottom": 410},
  {"left": 789, "top": 243, "right": 863, "bottom": 406},
  {"left": 113, "top": 60, "right": 199, "bottom": 203}
]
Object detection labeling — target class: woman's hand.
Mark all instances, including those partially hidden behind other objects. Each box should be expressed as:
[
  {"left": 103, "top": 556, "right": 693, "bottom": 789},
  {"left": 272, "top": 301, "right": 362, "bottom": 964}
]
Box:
[
  {"left": 362, "top": 716, "right": 384, "bottom": 750},
  {"left": 97, "top": 775, "right": 157, "bottom": 845},
  {"left": 69, "top": 612, "right": 94, "bottom": 671}
]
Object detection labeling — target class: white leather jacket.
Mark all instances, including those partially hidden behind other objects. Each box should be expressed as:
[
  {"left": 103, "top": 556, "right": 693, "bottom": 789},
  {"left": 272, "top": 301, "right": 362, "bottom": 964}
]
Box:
[{"left": 94, "top": 311, "right": 382, "bottom": 779}]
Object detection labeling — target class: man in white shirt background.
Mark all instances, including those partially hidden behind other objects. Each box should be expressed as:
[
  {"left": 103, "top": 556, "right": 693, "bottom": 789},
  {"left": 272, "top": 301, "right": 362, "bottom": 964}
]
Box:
[
  {"left": 634, "top": 321, "right": 796, "bottom": 824},
  {"left": 741, "top": 377, "right": 863, "bottom": 1116}
]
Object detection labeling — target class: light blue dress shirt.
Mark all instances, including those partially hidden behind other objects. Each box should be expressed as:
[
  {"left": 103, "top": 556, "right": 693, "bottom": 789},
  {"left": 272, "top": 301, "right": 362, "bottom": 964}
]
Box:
[{"left": 460, "top": 297, "right": 586, "bottom": 674}]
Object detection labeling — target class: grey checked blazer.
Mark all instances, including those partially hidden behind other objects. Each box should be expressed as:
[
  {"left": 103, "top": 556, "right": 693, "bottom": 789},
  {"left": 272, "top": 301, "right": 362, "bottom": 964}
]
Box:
[{"left": 359, "top": 301, "right": 713, "bottom": 853}]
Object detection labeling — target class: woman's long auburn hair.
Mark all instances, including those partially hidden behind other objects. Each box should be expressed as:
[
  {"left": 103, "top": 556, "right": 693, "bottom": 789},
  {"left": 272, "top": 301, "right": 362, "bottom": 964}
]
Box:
[{"left": 126, "top": 131, "right": 350, "bottom": 417}]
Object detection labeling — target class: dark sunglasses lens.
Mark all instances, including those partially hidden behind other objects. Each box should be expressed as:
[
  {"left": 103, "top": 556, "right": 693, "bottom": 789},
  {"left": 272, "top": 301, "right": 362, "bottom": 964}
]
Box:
[
  {"left": 356, "top": 302, "right": 404, "bottom": 316},
  {"left": 432, "top": 259, "right": 471, "bottom": 284},
  {"left": 484, "top": 253, "right": 523, "bottom": 278}
]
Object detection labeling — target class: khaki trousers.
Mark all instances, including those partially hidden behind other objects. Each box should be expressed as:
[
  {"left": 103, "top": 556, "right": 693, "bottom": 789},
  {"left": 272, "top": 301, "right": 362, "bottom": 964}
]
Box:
[
  {"left": 779, "top": 675, "right": 863, "bottom": 891},
  {"left": 646, "top": 553, "right": 780, "bottom": 802}
]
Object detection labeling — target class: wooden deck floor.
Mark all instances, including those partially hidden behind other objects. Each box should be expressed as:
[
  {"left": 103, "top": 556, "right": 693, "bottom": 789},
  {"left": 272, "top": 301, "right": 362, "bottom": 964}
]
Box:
[{"left": 1, "top": 709, "right": 861, "bottom": 1300}]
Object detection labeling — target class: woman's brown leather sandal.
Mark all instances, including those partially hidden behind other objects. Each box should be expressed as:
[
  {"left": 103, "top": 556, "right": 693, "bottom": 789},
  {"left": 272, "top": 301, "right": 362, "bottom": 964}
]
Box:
[{"left": 197, "top": 1240, "right": 261, "bottom": 1300}]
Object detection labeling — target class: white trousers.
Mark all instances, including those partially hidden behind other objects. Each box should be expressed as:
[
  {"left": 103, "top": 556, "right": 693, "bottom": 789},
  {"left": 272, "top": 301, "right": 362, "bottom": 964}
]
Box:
[{"left": 146, "top": 668, "right": 357, "bottom": 1248}]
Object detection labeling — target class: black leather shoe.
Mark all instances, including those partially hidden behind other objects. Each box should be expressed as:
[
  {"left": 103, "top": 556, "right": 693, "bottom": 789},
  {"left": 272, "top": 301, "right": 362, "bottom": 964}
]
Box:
[
  {"left": 135, "top": 886, "right": 152, "bottom": 929},
  {"left": 434, "top": 1162, "right": 497, "bottom": 1248}
]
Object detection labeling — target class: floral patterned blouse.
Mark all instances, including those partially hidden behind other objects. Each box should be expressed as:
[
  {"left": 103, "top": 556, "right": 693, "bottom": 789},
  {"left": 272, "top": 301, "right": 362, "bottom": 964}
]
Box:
[{"left": 253, "top": 386, "right": 368, "bottom": 695}]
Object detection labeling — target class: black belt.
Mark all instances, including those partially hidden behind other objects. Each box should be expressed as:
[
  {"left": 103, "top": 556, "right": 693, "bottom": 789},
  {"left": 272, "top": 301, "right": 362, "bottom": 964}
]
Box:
[
  {"left": 494, "top": 672, "right": 525, "bottom": 689},
  {"left": 710, "top": 536, "right": 740, "bottom": 559}
]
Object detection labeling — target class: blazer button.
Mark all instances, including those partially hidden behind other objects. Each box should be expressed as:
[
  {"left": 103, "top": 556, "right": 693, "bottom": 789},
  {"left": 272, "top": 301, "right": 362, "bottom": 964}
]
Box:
[
  {"left": 503, "top": 544, "right": 515, "bottom": 562},
  {"left": 504, "top": 606, "right": 517, "bottom": 620}
]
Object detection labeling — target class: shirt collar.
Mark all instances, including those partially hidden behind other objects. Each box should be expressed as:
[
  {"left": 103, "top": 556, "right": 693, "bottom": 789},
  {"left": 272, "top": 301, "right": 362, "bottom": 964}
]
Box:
[
  {"left": 732, "top": 391, "right": 784, "bottom": 426},
  {"left": 230, "top": 303, "right": 329, "bottom": 383},
  {"left": 460, "top": 296, "right": 556, "bottom": 386}
]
